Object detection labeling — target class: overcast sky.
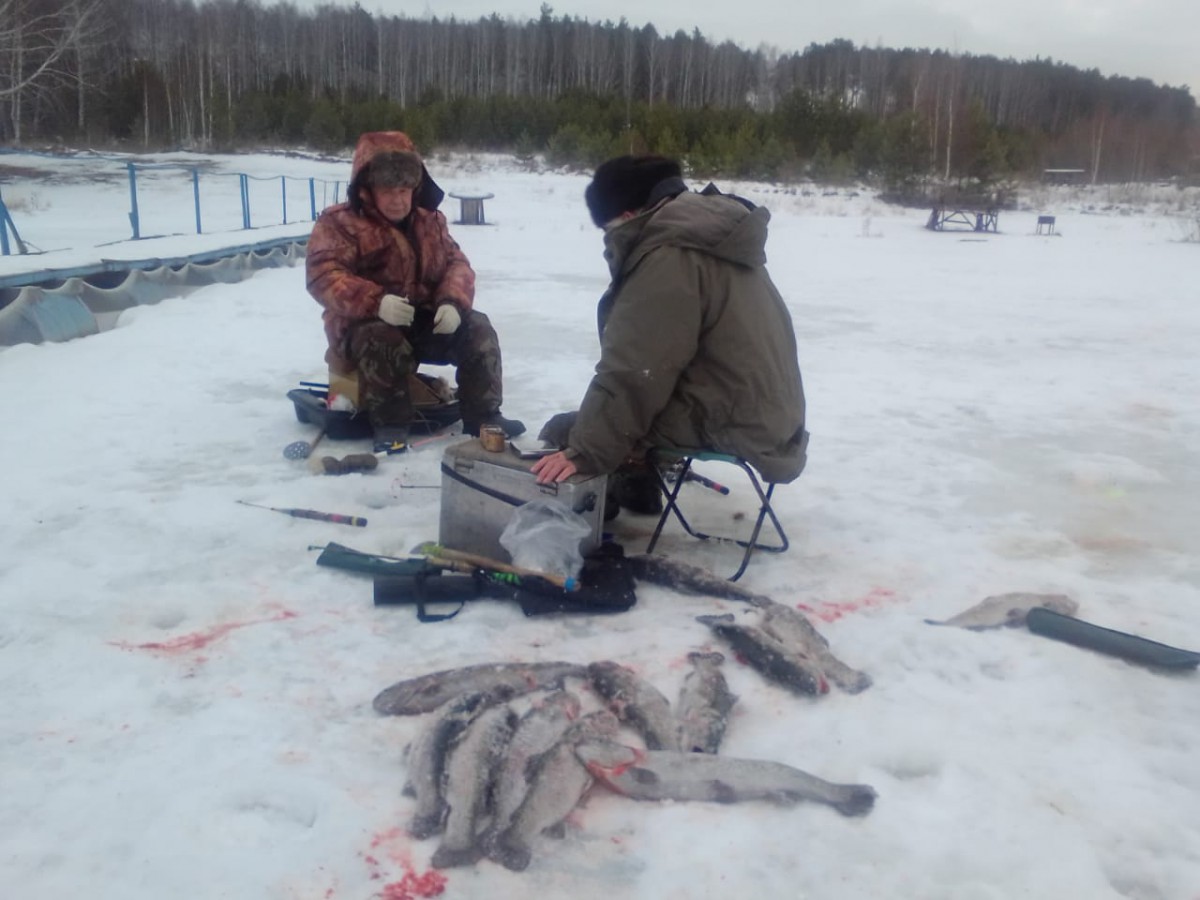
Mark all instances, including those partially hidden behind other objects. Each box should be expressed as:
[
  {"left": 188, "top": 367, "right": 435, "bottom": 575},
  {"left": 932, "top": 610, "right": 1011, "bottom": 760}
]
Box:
[{"left": 318, "top": 0, "right": 1199, "bottom": 94}]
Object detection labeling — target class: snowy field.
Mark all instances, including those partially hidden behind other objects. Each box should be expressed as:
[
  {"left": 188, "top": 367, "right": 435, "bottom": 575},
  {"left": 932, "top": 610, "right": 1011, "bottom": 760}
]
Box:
[{"left": 1, "top": 149, "right": 1199, "bottom": 900}]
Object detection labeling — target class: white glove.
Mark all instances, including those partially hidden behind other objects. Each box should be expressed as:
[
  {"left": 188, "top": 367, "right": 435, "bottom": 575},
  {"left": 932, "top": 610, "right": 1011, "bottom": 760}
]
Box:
[
  {"left": 433, "top": 303, "right": 462, "bottom": 335},
  {"left": 378, "top": 293, "right": 414, "bottom": 327}
]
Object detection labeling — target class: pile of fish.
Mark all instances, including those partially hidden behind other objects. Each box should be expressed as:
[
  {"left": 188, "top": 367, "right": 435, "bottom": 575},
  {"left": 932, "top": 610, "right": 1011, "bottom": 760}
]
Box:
[
  {"left": 375, "top": 655, "right": 877, "bottom": 872},
  {"left": 368, "top": 556, "right": 882, "bottom": 871},
  {"left": 369, "top": 557, "right": 1093, "bottom": 872}
]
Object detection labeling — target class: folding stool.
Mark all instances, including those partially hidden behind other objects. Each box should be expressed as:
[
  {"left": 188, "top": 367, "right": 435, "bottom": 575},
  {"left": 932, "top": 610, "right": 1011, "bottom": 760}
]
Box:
[{"left": 645, "top": 448, "right": 789, "bottom": 581}]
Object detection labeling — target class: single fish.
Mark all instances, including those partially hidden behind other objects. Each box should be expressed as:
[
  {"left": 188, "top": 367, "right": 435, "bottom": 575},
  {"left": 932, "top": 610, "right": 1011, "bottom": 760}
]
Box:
[
  {"left": 759, "top": 600, "right": 873, "bottom": 694},
  {"left": 431, "top": 702, "right": 519, "bottom": 869},
  {"left": 697, "top": 613, "right": 828, "bottom": 696},
  {"left": 675, "top": 651, "right": 737, "bottom": 754},
  {"left": 488, "top": 711, "right": 620, "bottom": 872},
  {"left": 374, "top": 661, "right": 588, "bottom": 715},
  {"left": 587, "top": 660, "right": 679, "bottom": 750},
  {"left": 576, "top": 740, "right": 877, "bottom": 817},
  {"left": 403, "top": 688, "right": 509, "bottom": 839},
  {"left": 627, "top": 554, "right": 771, "bottom": 608},
  {"left": 925, "top": 592, "right": 1079, "bottom": 630},
  {"left": 482, "top": 691, "right": 582, "bottom": 850}
]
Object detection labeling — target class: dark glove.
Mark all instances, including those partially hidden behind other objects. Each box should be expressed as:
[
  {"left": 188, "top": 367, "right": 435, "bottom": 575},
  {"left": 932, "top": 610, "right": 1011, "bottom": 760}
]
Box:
[{"left": 538, "top": 410, "right": 578, "bottom": 448}]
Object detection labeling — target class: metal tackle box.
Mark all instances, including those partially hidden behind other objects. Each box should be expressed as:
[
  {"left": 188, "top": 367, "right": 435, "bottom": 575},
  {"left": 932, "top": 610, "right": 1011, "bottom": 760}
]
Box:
[{"left": 438, "top": 438, "right": 608, "bottom": 563}]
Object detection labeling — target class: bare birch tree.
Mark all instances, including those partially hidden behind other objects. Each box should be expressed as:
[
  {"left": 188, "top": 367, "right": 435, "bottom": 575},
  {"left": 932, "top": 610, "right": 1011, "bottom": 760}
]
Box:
[{"left": 0, "top": 0, "right": 106, "bottom": 142}]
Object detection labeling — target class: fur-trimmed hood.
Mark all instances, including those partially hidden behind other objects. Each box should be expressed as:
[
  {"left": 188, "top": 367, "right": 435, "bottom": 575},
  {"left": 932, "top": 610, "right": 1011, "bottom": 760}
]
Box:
[{"left": 347, "top": 131, "right": 445, "bottom": 214}]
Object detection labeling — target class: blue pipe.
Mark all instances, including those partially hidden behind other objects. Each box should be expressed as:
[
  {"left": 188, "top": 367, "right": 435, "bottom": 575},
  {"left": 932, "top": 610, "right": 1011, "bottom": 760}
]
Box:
[
  {"left": 128, "top": 163, "right": 141, "bottom": 240},
  {"left": 239, "top": 174, "right": 250, "bottom": 229},
  {"left": 192, "top": 168, "right": 202, "bottom": 233}
]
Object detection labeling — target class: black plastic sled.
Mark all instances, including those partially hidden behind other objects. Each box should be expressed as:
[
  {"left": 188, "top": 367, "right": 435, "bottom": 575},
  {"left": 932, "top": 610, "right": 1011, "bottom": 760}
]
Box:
[
  {"left": 1027, "top": 607, "right": 1200, "bottom": 670},
  {"left": 288, "top": 378, "right": 460, "bottom": 441}
]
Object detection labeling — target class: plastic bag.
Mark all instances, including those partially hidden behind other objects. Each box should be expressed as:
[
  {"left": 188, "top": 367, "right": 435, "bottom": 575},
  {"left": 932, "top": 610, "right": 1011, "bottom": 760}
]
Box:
[{"left": 500, "top": 498, "right": 591, "bottom": 580}]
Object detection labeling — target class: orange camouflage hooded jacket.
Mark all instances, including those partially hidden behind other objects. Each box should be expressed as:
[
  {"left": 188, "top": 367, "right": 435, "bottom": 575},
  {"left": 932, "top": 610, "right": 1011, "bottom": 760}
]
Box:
[{"left": 305, "top": 131, "right": 476, "bottom": 372}]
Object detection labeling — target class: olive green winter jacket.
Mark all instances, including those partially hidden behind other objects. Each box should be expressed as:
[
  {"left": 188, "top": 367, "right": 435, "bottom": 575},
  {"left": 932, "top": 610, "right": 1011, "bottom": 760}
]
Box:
[{"left": 566, "top": 189, "right": 808, "bottom": 483}]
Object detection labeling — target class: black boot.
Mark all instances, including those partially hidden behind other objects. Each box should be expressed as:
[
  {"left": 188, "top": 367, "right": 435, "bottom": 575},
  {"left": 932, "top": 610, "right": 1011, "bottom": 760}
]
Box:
[
  {"left": 604, "top": 485, "right": 621, "bottom": 522},
  {"left": 611, "top": 467, "right": 663, "bottom": 516},
  {"left": 321, "top": 453, "right": 380, "bottom": 475}
]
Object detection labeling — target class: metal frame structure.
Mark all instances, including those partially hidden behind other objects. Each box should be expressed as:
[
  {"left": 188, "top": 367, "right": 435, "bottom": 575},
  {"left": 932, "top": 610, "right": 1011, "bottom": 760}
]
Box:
[{"left": 646, "top": 449, "right": 789, "bottom": 581}]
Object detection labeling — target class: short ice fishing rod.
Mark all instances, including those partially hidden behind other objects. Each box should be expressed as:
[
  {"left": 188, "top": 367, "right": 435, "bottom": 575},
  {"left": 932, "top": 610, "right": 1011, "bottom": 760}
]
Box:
[{"left": 237, "top": 499, "right": 367, "bottom": 527}]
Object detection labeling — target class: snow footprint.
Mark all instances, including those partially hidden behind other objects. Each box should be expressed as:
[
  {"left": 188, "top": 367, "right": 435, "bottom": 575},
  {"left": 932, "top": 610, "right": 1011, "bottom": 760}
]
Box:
[{"left": 223, "top": 786, "right": 319, "bottom": 840}]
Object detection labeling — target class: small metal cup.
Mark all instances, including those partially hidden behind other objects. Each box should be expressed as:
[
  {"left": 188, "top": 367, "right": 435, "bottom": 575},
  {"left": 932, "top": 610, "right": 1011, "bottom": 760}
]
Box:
[{"left": 479, "top": 424, "right": 506, "bottom": 452}]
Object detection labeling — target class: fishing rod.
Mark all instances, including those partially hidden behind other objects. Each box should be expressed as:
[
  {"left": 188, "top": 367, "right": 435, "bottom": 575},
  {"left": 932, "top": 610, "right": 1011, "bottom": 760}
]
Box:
[
  {"left": 237, "top": 499, "right": 367, "bottom": 527},
  {"left": 685, "top": 471, "right": 731, "bottom": 495}
]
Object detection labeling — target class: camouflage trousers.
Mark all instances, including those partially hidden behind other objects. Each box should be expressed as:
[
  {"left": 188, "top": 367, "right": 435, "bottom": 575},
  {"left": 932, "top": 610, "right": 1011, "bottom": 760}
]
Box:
[{"left": 344, "top": 308, "right": 504, "bottom": 428}]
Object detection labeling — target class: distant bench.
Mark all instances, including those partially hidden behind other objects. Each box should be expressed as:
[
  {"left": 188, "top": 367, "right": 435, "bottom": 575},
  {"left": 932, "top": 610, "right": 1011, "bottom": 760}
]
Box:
[
  {"left": 926, "top": 207, "right": 999, "bottom": 233},
  {"left": 448, "top": 192, "right": 495, "bottom": 226}
]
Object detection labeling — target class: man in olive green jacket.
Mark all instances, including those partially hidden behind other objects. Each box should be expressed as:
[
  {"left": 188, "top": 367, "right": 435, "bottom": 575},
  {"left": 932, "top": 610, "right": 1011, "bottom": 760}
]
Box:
[{"left": 532, "top": 155, "right": 808, "bottom": 502}]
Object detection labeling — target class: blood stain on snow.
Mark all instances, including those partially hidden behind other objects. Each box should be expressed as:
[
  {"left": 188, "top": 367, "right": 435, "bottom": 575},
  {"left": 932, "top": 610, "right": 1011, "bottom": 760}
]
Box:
[
  {"left": 796, "top": 587, "right": 904, "bottom": 623},
  {"left": 378, "top": 868, "right": 447, "bottom": 900},
  {"left": 110, "top": 609, "right": 298, "bottom": 655},
  {"left": 362, "top": 831, "right": 445, "bottom": 899}
]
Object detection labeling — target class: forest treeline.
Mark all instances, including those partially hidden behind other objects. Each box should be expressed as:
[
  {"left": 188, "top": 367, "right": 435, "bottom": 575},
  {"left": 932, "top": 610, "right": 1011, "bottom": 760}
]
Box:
[{"left": 3, "top": 0, "right": 1198, "bottom": 191}]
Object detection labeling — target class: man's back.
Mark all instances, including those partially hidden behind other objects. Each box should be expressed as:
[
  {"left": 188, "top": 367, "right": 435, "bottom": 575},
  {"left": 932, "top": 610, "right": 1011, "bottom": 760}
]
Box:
[{"left": 576, "top": 190, "right": 808, "bottom": 484}]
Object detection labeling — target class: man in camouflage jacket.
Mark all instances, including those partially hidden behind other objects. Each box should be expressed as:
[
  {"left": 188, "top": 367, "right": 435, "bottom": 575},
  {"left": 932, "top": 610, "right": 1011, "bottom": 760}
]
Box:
[{"left": 306, "top": 131, "right": 523, "bottom": 449}]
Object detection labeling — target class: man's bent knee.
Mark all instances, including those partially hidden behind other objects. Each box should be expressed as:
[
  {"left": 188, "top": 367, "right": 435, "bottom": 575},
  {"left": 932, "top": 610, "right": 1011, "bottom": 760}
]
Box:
[{"left": 348, "top": 321, "right": 417, "bottom": 383}]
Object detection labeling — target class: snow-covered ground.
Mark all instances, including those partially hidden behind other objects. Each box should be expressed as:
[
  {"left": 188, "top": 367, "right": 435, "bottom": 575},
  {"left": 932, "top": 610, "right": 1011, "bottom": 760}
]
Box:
[{"left": 1, "top": 149, "right": 1198, "bottom": 900}]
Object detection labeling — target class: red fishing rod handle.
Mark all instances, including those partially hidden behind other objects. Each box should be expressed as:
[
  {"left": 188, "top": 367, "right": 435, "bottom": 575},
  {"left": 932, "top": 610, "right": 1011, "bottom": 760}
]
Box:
[{"left": 293, "top": 508, "right": 368, "bottom": 527}]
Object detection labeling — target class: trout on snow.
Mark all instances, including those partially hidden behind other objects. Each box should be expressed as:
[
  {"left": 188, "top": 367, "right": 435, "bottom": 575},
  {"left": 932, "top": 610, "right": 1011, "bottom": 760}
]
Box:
[
  {"left": 758, "top": 600, "right": 873, "bottom": 693},
  {"left": 486, "top": 711, "right": 620, "bottom": 872},
  {"left": 374, "top": 661, "right": 587, "bottom": 715},
  {"left": 482, "top": 691, "right": 582, "bottom": 850},
  {"left": 402, "top": 688, "right": 511, "bottom": 839},
  {"left": 925, "top": 592, "right": 1079, "bottom": 630},
  {"left": 431, "top": 702, "right": 519, "bottom": 869},
  {"left": 587, "top": 660, "right": 679, "bottom": 750},
  {"left": 576, "top": 740, "right": 877, "bottom": 817},
  {"left": 675, "top": 651, "right": 737, "bottom": 754},
  {"left": 628, "top": 554, "right": 869, "bottom": 692},
  {"left": 697, "top": 613, "right": 828, "bottom": 696}
]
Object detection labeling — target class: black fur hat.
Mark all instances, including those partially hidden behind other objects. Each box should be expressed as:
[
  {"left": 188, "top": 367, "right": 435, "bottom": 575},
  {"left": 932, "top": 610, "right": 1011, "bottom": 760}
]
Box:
[{"left": 584, "top": 155, "right": 684, "bottom": 228}]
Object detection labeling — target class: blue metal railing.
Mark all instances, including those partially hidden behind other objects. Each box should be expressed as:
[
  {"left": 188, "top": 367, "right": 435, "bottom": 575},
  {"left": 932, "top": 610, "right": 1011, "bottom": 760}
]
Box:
[
  {"left": 0, "top": 151, "right": 346, "bottom": 255},
  {"left": 0, "top": 187, "right": 27, "bottom": 255},
  {"left": 123, "top": 163, "right": 343, "bottom": 243}
]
